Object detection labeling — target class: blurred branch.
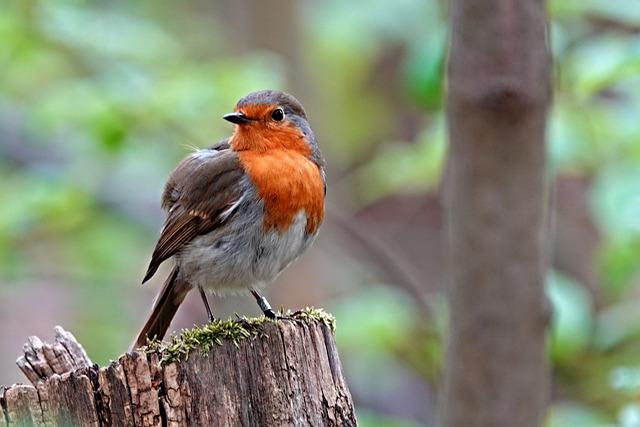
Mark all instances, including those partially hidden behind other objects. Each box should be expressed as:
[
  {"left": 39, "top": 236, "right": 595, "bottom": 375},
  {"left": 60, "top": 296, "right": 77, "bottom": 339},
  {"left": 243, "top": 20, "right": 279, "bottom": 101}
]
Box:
[
  {"left": 328, "top": 204, "right": 432, "bottom": 315},
  {"left": 586, "top": 14, "right": 640, "bottom": 35}
]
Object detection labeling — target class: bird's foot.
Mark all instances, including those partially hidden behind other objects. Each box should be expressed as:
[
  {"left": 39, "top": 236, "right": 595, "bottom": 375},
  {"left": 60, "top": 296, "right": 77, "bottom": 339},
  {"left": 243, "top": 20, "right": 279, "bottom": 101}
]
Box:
[
  {"left": 233, "top": 313, "right": 253, "bottom": 329},
  {"left": 198, "top": 287, "right": 215, "bottom": 323},
  {"left": 250, "top": 290, "right": 295, "bottom": 321},
  {"left": 264, "top": 308, "right": 278, "bottom": 319},
  {"left": 267, "top": 308, "right": 296, "bottom": 321}
]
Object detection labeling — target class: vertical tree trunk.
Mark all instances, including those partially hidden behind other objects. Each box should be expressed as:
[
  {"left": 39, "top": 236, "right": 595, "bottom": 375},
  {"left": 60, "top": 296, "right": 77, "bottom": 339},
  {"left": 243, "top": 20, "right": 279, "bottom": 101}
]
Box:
[{"left": 441, "top": 1, "right": 551, "bottom": 426}]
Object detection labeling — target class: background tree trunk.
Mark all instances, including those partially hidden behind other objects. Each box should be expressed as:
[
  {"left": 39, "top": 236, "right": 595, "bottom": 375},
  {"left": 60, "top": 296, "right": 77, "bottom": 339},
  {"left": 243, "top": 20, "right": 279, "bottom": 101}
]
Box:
[
  {"left": 1, "top": 319, "right": 357, "bottom": 427},
  {"left": 441, "top": 0, "right": 551, "bottom": 426}
]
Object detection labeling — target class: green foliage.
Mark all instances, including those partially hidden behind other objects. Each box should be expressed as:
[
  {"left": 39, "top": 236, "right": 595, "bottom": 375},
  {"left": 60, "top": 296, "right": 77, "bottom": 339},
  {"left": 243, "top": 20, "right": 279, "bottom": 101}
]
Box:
[
  {"left": 594, "top": 301, "right": 640, "bottom": 351},
  {"left": 547, "top": 271, "right": 595, "bottom": 363},
  {"left": 357, "top": 117, "right": 445, "bottom": 202},
  {"left": 543, "top": 2, "right": 640, "bottom": 421},
  {"left": 546, "top": 403, "right": 610, "bottom": 427},
  {"left": 333, "top": 286, "right": 417, "bottom": 354},
  {"left": 404, "top": 30, "right": 446, "bottom": 111}
]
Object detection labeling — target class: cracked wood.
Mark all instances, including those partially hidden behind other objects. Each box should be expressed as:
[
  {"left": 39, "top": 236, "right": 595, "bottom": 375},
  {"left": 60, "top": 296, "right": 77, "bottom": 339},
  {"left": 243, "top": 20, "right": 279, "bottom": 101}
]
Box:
[{"left": 1, "top": 320, "right": 357, "bottom": 426}]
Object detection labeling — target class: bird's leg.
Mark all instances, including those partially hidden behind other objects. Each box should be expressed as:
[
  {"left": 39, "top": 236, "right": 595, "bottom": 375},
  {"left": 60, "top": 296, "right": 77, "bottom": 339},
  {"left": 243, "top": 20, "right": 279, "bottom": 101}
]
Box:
[
  {"left": 198, "top": 286, "right": 215, "bottom": 323},
  {"left": 251, "top": 290, "right": 278, "bottom": 319}
]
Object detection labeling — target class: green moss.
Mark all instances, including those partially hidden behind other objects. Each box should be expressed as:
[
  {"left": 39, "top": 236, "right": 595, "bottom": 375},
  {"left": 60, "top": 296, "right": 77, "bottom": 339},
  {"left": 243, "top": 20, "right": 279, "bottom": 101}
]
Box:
[
  {"left": 140, "top": 307, "right": 335, "bottom": 365},
  {"left": 288, "top": 306, "right": 336, "bottom": 330}
]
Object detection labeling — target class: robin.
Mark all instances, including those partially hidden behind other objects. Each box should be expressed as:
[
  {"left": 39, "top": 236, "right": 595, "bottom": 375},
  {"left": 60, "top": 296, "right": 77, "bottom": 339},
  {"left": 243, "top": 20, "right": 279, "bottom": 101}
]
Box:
[{"left": 132, "top": 90, "right": 325, "bottom": 349}]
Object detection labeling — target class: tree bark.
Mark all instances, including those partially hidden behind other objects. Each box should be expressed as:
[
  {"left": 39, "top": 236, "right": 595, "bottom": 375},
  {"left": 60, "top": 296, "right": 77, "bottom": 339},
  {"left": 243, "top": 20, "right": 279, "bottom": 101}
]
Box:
[
  {"left": 441, "top": 1, "right": 551, "bottom": 426},
  {"left": 1, "top": 319, "right": 357, "bottom": 426}
]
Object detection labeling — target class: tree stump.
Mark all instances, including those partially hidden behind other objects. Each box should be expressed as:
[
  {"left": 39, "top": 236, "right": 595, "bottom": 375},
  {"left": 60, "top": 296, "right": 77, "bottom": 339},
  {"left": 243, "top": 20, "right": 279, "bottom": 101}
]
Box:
[{"left": 0, "top": 309, "right": 358, "bottom": 426}]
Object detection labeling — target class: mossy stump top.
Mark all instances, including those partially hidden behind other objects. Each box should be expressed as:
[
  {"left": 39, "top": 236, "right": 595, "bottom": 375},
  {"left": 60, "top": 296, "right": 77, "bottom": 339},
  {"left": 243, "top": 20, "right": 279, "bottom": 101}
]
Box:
[{"left": 1, "top": 309, "right": 358, "bottom": 427}]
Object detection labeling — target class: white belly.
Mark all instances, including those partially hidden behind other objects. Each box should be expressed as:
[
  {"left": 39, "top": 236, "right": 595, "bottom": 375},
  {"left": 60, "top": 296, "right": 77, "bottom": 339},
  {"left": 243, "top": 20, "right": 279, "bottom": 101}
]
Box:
[{"left": 175, "top": 211, "right": 315, "bottom": 295}]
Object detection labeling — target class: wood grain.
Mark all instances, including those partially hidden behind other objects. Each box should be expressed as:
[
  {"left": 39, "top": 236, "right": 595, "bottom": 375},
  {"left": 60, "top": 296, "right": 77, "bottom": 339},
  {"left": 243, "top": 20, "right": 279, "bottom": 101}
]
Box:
[{"left": 1, "top": 320, "right": 357, "bottom": 426}]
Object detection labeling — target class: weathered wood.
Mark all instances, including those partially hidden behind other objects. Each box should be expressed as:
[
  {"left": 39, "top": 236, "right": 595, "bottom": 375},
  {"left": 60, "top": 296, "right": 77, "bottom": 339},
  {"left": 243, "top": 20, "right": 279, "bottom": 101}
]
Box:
[
  {"left": 2, "top": 314, "right": 357, "bottom": 426},
  {"left": 16, "top": 326, "right": 92, "bottom": 385},
  {"left": 98, "top": 359, "right": 138, "bottom": 426},
  {"left": 42, "top": 370, "right": 101, "bottom": 426},
  {"left": 1, "top": 384, "right": 44, "bottom": 426}
]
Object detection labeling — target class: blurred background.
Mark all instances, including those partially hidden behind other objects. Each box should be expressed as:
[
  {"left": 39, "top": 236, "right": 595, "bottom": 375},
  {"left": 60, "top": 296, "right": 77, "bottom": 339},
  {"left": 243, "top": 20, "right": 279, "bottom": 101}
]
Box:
[{"left": 1, "top": 0, "right": 640, "bottom": 425}]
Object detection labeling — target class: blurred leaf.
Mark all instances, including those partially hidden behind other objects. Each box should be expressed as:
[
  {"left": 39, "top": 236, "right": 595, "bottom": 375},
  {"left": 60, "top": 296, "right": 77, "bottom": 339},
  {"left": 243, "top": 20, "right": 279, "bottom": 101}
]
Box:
[
  {"left": 92, "top": 107, "right": 128, "bottom": 152},
  {"left": 594, "top": 301, "right": 640, "bottom": 351},
  {"left": 357, "top": 116, "right": 445, "bottom": 202},
  {"left": 395, "top": 294, "right": 448, "bottom": 383},
  {"left": 332, "top": 285, "right": 418, "bottom": 353},
  {"left": 609, "top": 367, "right": 640, "bottom": 394},
  {"left": 309, "top": 0, "right": 437, "bottom": 47},
  {"left": 404, "top": 30, "right": 446, "bottom": 111},
  {"left": 63, "top": 213, "right": 150, "bottom": 283},
  {"left": 546, "top": 402, "right": 611, "bottom": 427},
  {"left": 307, "top": 0, "right": 443, "bottom": 163},
  {"left": 547, "top": 271, "right": 594, "bottom": 363},
  {"left": 551, "top": 0, "right": 640, "bottom": 25},
  {"left": 307, "top": 39, "right": 392, "bottom": 162},
  {"left": 619, "top": 404, "right": 640, "bottom": 427},
  {"left": 39, "top": 2, "right": 181, "bottom": 62},
  {"left": 548, "top": 105, "right": 587, "bottom": 173},
  {"left": 591, "top": 167, "right": 640, "bottom": 240},
  {"left": 598, "top": 239, "right": 640, "bottom": 299},
  {"left": 0, "top": 174, "right": 93, "bottom": 239},
  {"left": 562, "top": 36, "right": 640, "bottom": 100}
]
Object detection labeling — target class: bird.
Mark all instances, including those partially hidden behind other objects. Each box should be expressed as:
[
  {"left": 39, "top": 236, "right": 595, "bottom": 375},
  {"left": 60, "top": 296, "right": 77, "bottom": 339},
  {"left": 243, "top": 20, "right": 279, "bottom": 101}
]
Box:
[{"left": 132, "top": 90, "right": 325, "bottom": 349}]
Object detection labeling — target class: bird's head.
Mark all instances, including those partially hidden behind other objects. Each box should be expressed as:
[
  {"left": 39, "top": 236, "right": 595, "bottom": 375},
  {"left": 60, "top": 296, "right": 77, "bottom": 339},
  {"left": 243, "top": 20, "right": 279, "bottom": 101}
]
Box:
[{"left": 225, "top": 90, "right": 322, "bottom": 165}]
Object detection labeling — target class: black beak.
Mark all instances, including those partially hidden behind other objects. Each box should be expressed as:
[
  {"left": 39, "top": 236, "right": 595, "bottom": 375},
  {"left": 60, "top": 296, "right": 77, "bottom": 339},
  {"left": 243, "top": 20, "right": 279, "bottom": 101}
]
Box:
[{"left": 223, "top": 112, "right": 251, "bottom": 125}]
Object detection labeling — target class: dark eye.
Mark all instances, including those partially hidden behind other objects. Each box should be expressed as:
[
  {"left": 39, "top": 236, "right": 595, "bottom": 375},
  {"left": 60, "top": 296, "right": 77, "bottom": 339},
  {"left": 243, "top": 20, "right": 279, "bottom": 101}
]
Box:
[{"left": 271, "top": 108, "right": 285, "bottom": 121}]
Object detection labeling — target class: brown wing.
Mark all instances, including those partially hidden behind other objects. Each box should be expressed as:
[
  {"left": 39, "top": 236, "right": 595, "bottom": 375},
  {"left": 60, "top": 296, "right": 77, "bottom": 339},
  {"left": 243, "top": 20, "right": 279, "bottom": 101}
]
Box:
[{"left": 142, "top": 146, "right": 245, "bottom": 283}]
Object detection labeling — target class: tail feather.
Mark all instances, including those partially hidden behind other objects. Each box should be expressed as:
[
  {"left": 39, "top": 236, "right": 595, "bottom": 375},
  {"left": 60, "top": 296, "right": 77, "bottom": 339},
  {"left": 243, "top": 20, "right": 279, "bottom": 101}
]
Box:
[{"left": 131, "top": 266, "right": 190, "bottom": 351}]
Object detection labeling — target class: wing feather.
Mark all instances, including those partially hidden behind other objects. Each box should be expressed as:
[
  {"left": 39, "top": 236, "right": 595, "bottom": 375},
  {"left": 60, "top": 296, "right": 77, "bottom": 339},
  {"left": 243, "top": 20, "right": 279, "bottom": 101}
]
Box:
[{"left": 142, "top": 146, "right": 245, "bottom": 283}]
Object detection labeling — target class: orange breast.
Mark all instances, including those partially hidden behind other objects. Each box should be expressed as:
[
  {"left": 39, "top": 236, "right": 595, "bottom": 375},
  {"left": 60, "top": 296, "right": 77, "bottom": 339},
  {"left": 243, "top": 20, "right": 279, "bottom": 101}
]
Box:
[{"left": 239, "top": 150, "right": 325, "bottom": 234}]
